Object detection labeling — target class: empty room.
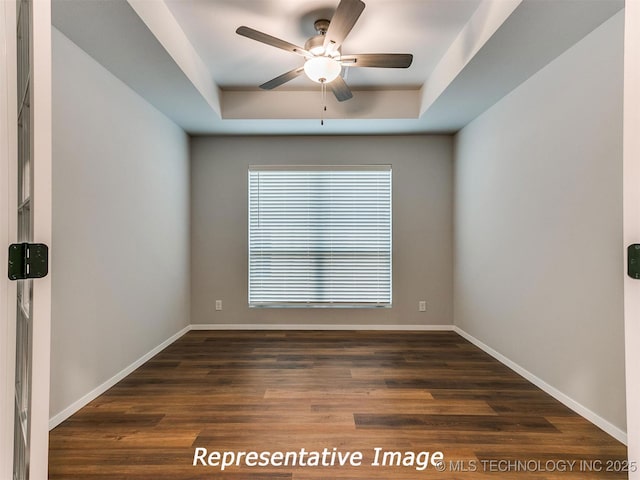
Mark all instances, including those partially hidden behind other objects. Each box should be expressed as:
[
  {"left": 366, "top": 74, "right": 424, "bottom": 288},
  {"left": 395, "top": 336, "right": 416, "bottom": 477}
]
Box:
[{"left": 1, "top": 0, "right": 640, "bottom": 479}]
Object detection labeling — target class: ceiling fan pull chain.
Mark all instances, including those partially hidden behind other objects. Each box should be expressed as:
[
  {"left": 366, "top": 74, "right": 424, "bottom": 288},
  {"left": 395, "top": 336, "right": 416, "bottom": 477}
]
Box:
[{"left": 321, "top": 80, "right": 327, "bottom": 126}]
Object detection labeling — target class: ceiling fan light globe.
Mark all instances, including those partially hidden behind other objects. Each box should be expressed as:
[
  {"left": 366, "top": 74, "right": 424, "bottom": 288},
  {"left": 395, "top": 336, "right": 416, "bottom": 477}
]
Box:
[{"left": 304, "top": 56, "right": 341, "bottom": 83}]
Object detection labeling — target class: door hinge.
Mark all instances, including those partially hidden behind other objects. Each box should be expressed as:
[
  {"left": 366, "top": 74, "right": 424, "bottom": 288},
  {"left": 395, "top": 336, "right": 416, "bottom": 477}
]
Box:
[
  {"left": 628, "top": 244, "right": 640, "bottom": 279},
  {"left": 8, "top": 243, "right": 49, "bottom": 280}
]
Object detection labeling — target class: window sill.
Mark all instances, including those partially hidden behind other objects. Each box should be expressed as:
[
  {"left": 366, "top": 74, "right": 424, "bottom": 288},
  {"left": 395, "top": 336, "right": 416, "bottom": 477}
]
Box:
[{"left": 249, "top": 303, "right": 392, "bottom": 309}]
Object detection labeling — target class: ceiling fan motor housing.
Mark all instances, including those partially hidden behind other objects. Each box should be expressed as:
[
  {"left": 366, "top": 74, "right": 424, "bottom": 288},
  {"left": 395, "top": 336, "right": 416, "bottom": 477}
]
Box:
[
  {"left": 305, "top": 35, "right": 326, "bottom": 56},
  {"left": 306, "top": 20, "right": 339, "bottom": 58},
  {"left": 314, "top": 19, "right": 330, "bottom": 34}
]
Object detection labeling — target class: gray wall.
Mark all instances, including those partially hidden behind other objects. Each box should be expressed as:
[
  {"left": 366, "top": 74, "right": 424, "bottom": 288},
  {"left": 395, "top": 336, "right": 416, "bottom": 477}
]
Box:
[
  {"left": 454, "top": 12, "right": 625, "bottom": 430},
  {"left": 191, "top": 135, "right": 453, "bottom": 326},
  {"left": 50, "top": 29, "right": 190, "bottom": 418}
]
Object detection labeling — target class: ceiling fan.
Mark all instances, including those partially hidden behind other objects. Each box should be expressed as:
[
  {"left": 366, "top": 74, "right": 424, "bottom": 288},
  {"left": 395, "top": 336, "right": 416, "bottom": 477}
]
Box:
[{"left": 235, "top": 0, "right": 413, "bottom": 103}]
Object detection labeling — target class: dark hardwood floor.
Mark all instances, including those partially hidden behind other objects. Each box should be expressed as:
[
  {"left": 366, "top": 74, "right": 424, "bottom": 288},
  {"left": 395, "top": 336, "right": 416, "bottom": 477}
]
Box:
[{"left": 48, "top": 331, "right": 628, "bottom": 479}]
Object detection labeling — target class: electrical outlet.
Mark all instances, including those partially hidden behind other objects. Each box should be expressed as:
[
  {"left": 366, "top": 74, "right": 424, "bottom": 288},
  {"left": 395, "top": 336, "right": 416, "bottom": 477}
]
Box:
[
  {"left": 215, "top": 300, "right": 222, "bottom": 311},
  {"left": 418, "top": 301, "right": 427, "bottom": 312}
]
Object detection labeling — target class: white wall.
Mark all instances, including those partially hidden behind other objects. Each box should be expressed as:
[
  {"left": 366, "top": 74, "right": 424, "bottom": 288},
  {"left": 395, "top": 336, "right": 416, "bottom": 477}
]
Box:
[
  {"left": 50, "top": 28, "right": 190, "bottom": 419},
  {"left": 191, "top": 135, "right": 453, "bottom": 327},
  {"left": 454, "top": 11, "right": 625, "bottom": 433}
]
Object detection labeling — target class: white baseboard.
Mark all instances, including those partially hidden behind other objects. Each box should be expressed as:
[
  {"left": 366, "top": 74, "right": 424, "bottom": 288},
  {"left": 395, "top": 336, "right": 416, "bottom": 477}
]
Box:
[
  {"left": 453, "top": 326, "right": 628, "bottom": 445},
  {"left": 190, "top": 323, "right": 455, "bottom": 331},
  {"left": 48, "top": 325, "right": 191, "bottom": 430}
]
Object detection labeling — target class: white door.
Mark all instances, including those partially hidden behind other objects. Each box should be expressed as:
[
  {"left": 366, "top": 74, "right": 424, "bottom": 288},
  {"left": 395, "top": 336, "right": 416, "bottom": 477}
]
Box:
[
  {"left": 1, "top": 1, "right": 51, "bottom": 479},
  {"left": 624, "top": 3, "right": 640, "bottom": 479}
]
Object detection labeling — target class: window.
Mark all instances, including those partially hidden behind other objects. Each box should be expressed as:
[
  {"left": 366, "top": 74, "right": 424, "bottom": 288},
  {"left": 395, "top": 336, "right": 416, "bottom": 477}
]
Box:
[{"left": 248, "top": 165, "right": 392, "bottom": 307}]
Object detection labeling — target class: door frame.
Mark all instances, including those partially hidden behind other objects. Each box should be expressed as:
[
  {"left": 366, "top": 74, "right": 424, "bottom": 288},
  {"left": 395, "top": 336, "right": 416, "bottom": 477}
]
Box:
[
  {"left": 28, "top": 1, "right": 52, "bottom": 478},
  {"left": 624, "top": 2, "right": 640, "bottom": 478}
]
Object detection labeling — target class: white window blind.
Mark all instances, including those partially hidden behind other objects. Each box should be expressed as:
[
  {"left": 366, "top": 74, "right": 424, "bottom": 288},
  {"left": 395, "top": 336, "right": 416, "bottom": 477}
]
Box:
[{"left": 249, "top": 165, "right": 392, "bottom": 307}]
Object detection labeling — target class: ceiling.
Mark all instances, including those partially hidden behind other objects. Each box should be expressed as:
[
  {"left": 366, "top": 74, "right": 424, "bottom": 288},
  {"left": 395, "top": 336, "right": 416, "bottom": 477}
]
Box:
[{"left": 52, "top": 0, "right": 624, "bottom": 135}]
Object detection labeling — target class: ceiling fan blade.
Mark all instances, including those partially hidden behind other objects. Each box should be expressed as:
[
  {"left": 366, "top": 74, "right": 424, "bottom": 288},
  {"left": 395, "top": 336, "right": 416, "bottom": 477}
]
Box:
[
  {"left": 324, "top": 0, "right": 365, "bottom": 53},
  {"left": 236, "top": 26, "right": 311, "bottom": 58},
  {"left": 329, "top": 75, "right": 353, "bottom": 102},
  {"left": 340, "top": 53, "right": 413, "bottom": 68},
  {"left": 259, "top": 67, "right": 305, "bottom": 90}
]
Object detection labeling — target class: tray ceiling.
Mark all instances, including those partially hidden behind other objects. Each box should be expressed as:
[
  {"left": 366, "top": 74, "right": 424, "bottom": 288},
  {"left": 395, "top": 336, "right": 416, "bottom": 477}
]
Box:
[{"left": 52, "top": 0, "right": 624, "bottom": 135}]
